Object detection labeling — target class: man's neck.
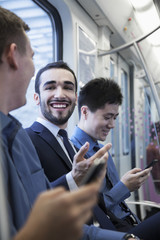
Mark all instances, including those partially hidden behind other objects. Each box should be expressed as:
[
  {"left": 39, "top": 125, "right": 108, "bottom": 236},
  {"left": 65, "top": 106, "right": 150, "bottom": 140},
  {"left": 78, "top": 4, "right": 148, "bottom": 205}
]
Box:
[
  {"left": 38, "top": 115, "right": 68, "bottom": 129},
  {"left": 77, "top": 123, "right": 97, "bottom": 142}
]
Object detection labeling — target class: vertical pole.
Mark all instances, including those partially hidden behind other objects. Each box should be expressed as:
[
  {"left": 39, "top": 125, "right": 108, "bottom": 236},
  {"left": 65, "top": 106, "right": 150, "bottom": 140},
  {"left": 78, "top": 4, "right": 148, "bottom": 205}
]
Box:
[{"left": 134, "top": 42, "right": 160, "bottom": 118}]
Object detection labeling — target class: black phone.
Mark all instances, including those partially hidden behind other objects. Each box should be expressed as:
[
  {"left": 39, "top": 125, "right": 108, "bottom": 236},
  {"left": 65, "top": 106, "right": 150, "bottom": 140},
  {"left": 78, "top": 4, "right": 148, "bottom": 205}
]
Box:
[
  {"left": 80, "top": 158, "right": 106, "bottom": 185},
  {"left": 144, "top": 159, "right": 158, "bottom": 169}
]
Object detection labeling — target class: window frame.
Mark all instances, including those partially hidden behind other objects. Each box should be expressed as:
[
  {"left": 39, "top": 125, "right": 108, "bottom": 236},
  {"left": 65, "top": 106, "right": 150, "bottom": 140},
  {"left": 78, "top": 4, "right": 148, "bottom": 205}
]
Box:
[{"left": 33, "top": 0, "right": 63, "bottom": 60}]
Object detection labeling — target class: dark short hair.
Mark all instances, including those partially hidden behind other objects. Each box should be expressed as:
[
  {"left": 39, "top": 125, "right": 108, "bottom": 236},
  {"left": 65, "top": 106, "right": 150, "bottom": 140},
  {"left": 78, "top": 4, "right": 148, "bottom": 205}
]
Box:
[
  {"left": 78, "top": 78, "right": 123, "bottom": 117},
  {"left": 0, "top": 7, "right": 30, "bottom": 63},
  {"left": 35, "top": 61, "right": 77, "bottom": 94}
]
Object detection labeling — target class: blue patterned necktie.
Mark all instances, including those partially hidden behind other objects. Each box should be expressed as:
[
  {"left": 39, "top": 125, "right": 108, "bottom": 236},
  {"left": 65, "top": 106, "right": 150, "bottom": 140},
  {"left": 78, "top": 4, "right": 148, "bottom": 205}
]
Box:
[{"left": 58, "top": 129, "right": 75, "bottom": 162}]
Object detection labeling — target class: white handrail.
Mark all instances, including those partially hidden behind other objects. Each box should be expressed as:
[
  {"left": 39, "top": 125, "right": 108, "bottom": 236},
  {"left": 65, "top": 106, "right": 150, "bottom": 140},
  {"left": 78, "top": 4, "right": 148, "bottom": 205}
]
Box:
[{"left": 126, "top": 200, "right": 160, "bottom": 209}]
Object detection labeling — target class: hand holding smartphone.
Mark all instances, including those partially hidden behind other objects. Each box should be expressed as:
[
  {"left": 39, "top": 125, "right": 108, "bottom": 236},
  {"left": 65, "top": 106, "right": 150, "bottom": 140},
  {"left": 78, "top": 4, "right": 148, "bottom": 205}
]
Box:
[{"left": 80, "top": 158, "right": 106, "bottom": 185}]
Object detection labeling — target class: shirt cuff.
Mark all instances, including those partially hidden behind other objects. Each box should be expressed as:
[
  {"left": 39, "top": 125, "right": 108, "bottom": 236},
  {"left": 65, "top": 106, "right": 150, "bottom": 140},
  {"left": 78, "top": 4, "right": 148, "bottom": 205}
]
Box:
[{"left": 66, "top": 172, "right": 79, "bottom": 191}]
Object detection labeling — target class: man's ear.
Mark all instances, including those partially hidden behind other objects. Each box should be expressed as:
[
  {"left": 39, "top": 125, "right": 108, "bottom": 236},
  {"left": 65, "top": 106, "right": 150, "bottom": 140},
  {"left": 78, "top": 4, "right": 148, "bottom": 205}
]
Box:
[
  {"left": 81, "top": 106, "right": 88, "bottom": 119},
  {"left": 34, "top": 93, "right": 40, "bottom": 105},
  {"left": 7, "top": 43, "right": 19, "bottom": 69}
]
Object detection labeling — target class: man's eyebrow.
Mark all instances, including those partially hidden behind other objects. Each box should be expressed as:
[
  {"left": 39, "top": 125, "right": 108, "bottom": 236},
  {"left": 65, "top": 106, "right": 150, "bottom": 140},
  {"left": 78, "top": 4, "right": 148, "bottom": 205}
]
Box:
[
  {"left": 43, "top": 80, "right": 56, "bottom": 87},
  {"left": 63, "top": 81, "right": 74, "bottom": 86},
  {"left": 105, "top": 113, "right": 119, "bottom": 117},
  {"left": 42, "top": 80, "right": 74, "bottom": 88}
]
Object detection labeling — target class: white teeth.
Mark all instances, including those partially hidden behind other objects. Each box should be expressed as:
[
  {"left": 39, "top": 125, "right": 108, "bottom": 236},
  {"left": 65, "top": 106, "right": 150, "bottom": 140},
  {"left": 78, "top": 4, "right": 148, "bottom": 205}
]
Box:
[{"left": 53, "top": 104, "right": 66, "bottom": 108}]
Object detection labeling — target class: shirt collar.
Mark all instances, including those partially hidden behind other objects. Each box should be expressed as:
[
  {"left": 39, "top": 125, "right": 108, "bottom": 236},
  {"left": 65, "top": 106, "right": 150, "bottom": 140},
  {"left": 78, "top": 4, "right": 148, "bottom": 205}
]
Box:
[
  {"left": 36, "top": 117, "right": 67, "bottom": 137},
  {"left": 74, "top": 126, "right": 98, "bottom": 151}
]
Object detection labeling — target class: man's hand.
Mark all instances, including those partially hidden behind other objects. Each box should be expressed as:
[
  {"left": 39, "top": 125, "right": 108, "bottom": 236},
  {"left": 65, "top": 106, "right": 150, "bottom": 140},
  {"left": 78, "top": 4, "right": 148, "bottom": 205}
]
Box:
[
  {"left": 121, "top": 167, "right": 152, "bottom": 192},
  {"left": 71, "top": 142, "right": 112, "bottom": 186},
  {"left": 14, "top": 183, "right": 100, "bottom": 240}
]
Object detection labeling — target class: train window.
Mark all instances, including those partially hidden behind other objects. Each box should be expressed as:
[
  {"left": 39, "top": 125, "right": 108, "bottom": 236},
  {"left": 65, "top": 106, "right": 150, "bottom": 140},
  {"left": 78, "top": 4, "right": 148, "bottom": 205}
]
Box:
[
  {"left": 0, "top": 0, "right": 62, "bottom": 127},
  {"left": 78, "top": 27, "right": 96, "bottom": 89},
  {"left": 121, "top": 69, "right": 130, "bottom": 155}
]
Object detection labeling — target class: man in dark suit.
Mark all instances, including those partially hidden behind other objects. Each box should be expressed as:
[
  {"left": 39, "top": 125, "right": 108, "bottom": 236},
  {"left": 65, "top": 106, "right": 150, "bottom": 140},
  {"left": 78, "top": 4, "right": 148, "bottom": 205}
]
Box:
[{"left": 26, "top": 61, "right": 100, "bottom": 188}]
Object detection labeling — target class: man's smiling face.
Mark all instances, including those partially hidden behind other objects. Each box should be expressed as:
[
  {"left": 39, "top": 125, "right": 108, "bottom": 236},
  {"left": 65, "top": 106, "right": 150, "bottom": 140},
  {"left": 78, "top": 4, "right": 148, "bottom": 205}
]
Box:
[
  {"left": 35, "top": 68, "right": 77, "bottom": 128},
  {"left": 83, "top": 103, "right": 119, "bottom": 141}
]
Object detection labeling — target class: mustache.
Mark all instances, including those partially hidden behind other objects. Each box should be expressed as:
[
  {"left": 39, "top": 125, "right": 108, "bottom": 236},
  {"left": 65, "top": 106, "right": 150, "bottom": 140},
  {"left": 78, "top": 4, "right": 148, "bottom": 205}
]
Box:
[{"left": 48, "top": 99, "right": 71, "bottom": 104}]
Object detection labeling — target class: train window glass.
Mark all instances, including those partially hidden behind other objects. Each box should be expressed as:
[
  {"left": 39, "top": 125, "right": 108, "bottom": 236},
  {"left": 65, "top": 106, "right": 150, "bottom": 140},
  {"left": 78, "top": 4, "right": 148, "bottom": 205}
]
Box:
[
  {"left": 121, "top": 69, "right": 130, "bottom": 155},
  {"left": 0, "top": 0, "right": 55, "bottom": 127},
  {"left": 78, "top": 27, "right": 96, "bottom": 88}
]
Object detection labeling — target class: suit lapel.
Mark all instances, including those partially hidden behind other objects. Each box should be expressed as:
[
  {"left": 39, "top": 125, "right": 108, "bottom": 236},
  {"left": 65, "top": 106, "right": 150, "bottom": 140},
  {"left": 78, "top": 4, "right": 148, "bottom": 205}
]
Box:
[{"left": 31, "top": 122, "right": 72, "bottom": 170}]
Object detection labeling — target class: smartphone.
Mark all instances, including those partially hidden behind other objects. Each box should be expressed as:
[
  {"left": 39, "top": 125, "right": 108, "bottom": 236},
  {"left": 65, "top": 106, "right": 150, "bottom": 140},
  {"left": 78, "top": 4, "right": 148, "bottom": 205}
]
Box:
[
  {"left": 144, "top": 159, "right": 158, "bottom": 169},
  {"left": 80, "top": 158, "right": 106, "bottom": 185}
]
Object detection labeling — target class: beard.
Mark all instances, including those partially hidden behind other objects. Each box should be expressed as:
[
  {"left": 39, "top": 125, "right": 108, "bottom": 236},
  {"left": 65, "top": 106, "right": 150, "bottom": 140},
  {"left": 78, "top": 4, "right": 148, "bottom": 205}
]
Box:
[{"left": 40, "top": 99, "right": 76, "bottom": 125}]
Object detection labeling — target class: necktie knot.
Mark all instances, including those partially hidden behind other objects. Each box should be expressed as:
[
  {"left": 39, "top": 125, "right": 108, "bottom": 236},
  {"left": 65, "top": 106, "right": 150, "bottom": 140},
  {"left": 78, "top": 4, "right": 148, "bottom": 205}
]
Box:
[
  {"left": 59, "top": 129, "right": 68, "bottom": 138},
  {"left": 93, "top": 142, "right": 100, "bottom": 152}
]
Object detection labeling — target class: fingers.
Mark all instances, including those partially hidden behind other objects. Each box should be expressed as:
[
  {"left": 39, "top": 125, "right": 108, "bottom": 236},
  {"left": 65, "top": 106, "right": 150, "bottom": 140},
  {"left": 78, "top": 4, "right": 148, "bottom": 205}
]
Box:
[
  {"left": 73, "top": 199, "right": 95, "bottom": 229},
  {"left": 58, "top": 184, "right": 98, "bottom": 226},
  {"left": 141, "top": 167, "right": 151, "bottom": 175},
  {"left": 62, "top": 187, "right": 97, "bottom": 240},
  {"left": 74, "top": 142, "right": 111, "bottom": 166},
  {"left": 89, "top": 143, "right": 112, "bottom": 162},
  {"left": 72, "top": 142, "right": 111, "bottom": 186},
  {"left": 135, "top": 167, "right": 152, "bottom": 180},
  {"left": 24, "top": 185, "right": 98, "bottom": 240},
  {"left": 122, "top": 167, "right": 152, "bottom": 191},
  {"left": 138, "top": 168, "right": 152, "bottom": 184},
  {"left": 74, "top": 142, "right": 89, "bottom": 163},
  {"left": 96, "top": 143, "right": 112, "bottom": 159},
  {"left": 69, "top": 185, "right": 98, "bottom": 226},
  {"left": 130, "top": 168, "right": 142, "bottom": 174},
  {"left": 103, "top": 143, "right": 112, "bottom": 151},
  {"left": 128, "top": 167, "right": 151, "bottom": 180},
  {"left": 70, "top": 183, "right": 99, "bottom": 203}
]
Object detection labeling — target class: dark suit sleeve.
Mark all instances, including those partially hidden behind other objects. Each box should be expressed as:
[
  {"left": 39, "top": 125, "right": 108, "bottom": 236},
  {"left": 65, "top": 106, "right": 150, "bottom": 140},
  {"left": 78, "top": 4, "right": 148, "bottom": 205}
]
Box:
[
  {"left": 25, "top": 126, "right": 70, "bottom": 189},
  {"left": 51, "top": 174, "right": 69, "bottom": 190}
]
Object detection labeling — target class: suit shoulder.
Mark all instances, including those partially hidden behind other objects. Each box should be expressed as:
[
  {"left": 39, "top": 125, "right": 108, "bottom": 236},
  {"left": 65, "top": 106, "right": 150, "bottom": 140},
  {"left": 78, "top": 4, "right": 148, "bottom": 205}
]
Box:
[{"left": 25, "top": 127, "right": 35, "bottom": 137}]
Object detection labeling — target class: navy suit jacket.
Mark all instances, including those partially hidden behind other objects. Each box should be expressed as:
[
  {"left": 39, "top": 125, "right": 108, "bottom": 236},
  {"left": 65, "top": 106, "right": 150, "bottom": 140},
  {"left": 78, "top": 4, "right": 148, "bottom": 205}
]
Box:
[{"left": 26, "top": 122, "right": 72, "bottom": 188}]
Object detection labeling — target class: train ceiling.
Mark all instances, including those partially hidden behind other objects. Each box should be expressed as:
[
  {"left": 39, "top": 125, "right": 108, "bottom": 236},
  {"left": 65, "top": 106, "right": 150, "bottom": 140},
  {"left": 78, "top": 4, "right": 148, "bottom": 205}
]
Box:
[{"left": 76, "top": 0, "right": 160, "bottom": 83}]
